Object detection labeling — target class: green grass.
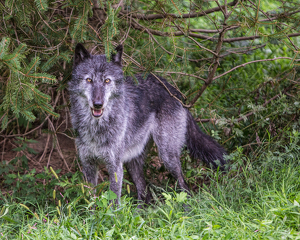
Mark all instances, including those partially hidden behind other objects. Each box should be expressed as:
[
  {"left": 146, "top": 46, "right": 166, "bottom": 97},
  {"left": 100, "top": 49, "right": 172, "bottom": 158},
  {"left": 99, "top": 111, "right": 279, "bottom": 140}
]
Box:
[{"left": 1, "top": 142, "right": 300, "bottom": 239}]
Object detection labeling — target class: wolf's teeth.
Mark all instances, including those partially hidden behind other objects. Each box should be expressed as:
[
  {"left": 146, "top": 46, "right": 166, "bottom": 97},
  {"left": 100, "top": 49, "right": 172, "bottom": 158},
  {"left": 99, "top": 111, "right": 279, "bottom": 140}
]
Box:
[{"left": 92, "top": 108, "right": 103, "bottom": 117}]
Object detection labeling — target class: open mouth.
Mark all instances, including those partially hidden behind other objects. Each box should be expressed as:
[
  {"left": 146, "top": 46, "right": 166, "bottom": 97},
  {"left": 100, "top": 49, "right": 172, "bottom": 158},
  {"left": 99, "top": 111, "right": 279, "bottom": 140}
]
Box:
[{"left": 91, "top": 108, "right": 104, "bottom": 118}]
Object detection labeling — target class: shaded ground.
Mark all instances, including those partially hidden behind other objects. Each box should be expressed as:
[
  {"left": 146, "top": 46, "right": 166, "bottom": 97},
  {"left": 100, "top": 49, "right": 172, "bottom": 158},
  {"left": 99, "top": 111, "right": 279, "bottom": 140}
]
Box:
[
  {"left": 1, "top": 133, "right": 77, "bottom": 176},
  {"left": 1, "top": 128, "right": 208, "bottom": 197}
]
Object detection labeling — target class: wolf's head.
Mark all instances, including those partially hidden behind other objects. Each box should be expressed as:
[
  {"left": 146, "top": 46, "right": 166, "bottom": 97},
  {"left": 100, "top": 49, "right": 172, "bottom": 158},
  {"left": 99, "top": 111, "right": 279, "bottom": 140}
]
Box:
[{"left": 69, "top": 44, "right": 124, "bottom": 118}]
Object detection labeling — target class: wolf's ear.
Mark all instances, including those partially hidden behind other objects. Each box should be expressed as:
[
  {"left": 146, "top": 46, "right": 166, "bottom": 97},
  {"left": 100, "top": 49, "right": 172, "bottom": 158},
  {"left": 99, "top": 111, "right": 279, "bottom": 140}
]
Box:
[
  {"left": 74, "top": 43, "right": 90, "bottom": 66},
  {"left": 111, "top": 45, "right": 123, "bottom": 66}
]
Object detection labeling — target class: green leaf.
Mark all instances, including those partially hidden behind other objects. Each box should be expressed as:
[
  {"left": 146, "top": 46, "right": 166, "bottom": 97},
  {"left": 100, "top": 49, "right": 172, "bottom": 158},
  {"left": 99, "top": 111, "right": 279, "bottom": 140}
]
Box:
[
  {"left": 1, "top": 216, "right": 18, "bottom": 224},
  {"left": 176, "top": 191, "right": 187, "bottom": 203}
]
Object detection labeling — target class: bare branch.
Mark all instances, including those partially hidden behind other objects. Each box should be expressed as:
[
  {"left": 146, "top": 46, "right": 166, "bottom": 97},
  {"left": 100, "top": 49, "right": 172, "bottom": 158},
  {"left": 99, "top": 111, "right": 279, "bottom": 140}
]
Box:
[
  {"left": 190, "top": 25, "right": 239, "bottom": 33},
  {"left": 191, "top": 32, "right": 300, "bottom": 42},
  {"left": 188, "top": 25, "right": 230, "bottom": 107},
  {"left": 214, "top": 57, "right": 300, "bottom": 81},
  {"left": 220, "top": 44, "right": 267, "bottom": 58},
  {"left": 189, "top": 28, "right": 219, "bottom": 33},
  {"left": 223, "top": 32, "right": 300, "bottom": 42},
  {"left": 195, "top": 118, "right": 214, "bottom": 123}
]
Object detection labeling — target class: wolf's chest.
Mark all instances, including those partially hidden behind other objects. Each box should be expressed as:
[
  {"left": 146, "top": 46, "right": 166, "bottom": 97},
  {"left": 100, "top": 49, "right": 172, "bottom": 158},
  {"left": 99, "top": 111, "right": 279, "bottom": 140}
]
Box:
[{"left": 77, "top": 124, "right": 119, "bottom": 160}]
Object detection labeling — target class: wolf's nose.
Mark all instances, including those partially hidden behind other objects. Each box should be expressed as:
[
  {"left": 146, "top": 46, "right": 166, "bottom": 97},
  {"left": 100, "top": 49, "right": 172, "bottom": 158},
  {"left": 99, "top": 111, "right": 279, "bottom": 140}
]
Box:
[{"left": 93, "top": 102, "right": 103, "bottom": 109}]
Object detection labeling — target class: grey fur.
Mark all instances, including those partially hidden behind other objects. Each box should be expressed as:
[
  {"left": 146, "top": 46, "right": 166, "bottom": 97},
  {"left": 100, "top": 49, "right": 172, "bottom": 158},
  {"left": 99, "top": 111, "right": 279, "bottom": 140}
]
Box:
[{"left": 68, "top": 44, "right": 227, "bottom": 205}]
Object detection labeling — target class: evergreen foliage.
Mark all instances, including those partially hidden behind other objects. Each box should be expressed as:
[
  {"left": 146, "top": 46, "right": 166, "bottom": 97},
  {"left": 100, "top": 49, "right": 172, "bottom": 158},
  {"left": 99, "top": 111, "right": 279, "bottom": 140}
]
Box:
[
  {"left": 0, "top": 0, "right": 298, "bottom": 143},
  {"left": 101, "top": 3, "right": 121, "bottom": 59},
  {"left": 0, "top": 37, "right": 57, "bottom": 129}
]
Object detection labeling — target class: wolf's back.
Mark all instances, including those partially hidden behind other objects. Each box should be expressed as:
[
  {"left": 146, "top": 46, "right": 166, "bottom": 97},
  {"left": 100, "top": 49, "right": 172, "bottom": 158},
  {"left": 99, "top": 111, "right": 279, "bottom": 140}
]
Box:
[{"left": 186, "top": 111, "right": 227, "bottom": 169}]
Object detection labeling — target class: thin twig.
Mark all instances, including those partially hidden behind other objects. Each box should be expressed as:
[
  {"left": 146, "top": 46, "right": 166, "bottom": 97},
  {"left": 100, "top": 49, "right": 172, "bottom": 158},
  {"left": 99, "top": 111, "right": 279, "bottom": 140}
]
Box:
[
  {"left": 47, "top": 118, "right": 70, "bottom": 172},
  {"left": 155, "top": 70, "right": 206, "bottom": 82},
  {"left": 39, "top": 133, "right": 51, "bottom": 163},
  {"left": 150, "top": 73, "right": 189, "bottom": 108}
]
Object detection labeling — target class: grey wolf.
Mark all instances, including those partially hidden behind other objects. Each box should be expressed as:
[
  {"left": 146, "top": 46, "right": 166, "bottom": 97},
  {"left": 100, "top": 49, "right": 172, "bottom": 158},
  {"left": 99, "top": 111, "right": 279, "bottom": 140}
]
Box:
[{"left": 68, "top": 43, "right": 227, "bottom": 205}]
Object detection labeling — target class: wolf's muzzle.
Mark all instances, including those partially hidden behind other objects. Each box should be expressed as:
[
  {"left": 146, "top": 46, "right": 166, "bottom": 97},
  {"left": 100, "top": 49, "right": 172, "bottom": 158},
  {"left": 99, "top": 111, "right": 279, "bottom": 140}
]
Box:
[{"left": 92, "top": 102, "right": 104, "bottom": 118}]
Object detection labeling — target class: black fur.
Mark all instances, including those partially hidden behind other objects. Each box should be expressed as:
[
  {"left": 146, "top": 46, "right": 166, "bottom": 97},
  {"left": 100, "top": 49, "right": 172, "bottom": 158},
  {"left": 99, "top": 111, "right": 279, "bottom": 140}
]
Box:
[{"left": 186, "top": 112, "right": 227, "bottom": 169}]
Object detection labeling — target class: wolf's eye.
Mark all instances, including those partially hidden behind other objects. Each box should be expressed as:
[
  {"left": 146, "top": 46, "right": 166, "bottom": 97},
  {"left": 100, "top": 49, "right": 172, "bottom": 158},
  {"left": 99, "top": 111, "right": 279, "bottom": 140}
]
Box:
[
  {"left": 86, "top": 78, "right": 92, "bottom": 83},
  {"left": 105, "top": 79, "right": 110, "bottom": 83}
]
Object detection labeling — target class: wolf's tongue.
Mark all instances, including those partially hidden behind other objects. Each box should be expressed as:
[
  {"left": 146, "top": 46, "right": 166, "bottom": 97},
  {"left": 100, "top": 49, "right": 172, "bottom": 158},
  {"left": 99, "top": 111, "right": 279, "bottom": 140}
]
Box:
[{"left": 93, "top": 109, "right": 103, "bottom": 117}]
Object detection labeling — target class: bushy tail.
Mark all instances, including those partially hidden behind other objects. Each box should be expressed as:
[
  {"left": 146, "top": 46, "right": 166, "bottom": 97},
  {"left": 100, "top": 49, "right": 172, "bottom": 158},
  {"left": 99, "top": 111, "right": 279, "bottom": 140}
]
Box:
[{"left": 186, "top": 111, "right": 227, "bottom": 170}]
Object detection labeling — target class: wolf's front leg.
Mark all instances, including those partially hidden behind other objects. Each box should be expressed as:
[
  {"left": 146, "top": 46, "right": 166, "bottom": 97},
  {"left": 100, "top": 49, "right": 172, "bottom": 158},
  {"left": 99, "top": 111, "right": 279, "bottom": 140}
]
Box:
[
  {"left": 107, "top": 162, "right": 123, "bottom": 204},
  {"left": 81, "top": 159, "right": 98, "bottom": 187}
]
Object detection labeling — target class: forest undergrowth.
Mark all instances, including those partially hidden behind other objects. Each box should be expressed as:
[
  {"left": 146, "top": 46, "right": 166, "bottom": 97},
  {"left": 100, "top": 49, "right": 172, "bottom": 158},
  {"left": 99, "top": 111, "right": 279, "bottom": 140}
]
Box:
[{"left": 1, "top": 131, "right": 300, "bottom": 239}]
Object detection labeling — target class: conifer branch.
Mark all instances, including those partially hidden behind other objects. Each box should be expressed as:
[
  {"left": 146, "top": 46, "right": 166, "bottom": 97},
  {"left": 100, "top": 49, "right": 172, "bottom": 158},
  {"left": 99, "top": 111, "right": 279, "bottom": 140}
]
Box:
[
  {"left": 120, "top": 0, "right": 238, "bottom": 20},
  {"left": 129, "top": 21, "right": 300, "bottom": 43}
]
